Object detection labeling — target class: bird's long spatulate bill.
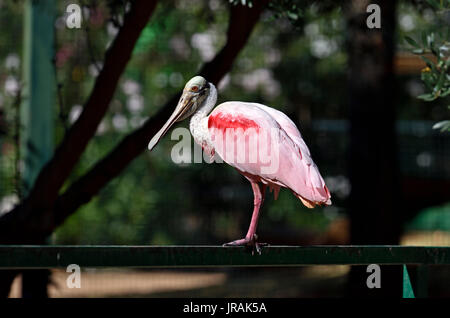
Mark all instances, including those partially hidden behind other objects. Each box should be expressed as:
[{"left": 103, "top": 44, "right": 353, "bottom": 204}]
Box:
[
  {"left": 147, "top": 113, "right": 179, "bottom": 151},
  {"left": 148, "top": 96, "right": 192, "bottom": 151}
]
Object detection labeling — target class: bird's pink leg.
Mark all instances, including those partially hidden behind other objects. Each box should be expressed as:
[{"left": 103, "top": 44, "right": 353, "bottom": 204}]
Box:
[
  {"left": 223, "top": 182, "right": 267, "bottom": 253},
  {"left": 245, "top": 182, "right": 265, "bottom": 241}
]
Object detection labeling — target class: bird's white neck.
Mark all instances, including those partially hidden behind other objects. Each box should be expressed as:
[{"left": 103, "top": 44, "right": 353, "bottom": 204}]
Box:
[
  {"left": 189, "top": 83, "right": 217, "bottom": 148},
  {"left": 193, "top": 82, "right": 217, "bottom": 120}
]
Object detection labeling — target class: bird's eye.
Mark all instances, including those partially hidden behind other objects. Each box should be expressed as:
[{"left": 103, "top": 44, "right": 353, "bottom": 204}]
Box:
[{"left": 191, "top": 86, "right": 199, "bottom": 92}]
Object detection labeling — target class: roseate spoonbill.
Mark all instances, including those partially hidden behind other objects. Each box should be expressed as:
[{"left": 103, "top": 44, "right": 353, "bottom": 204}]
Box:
[{"left": 148, "top": 76, "right": 331, "bottom": 252}]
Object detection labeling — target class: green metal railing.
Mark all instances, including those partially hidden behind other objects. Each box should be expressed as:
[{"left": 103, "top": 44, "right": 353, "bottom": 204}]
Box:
[{"left": 1, "top": 245, "right": 449, "bottom": 297}]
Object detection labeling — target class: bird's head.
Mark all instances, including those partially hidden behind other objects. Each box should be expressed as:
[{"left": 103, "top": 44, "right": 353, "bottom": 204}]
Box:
[{"left": 148, "top": 76, "right": 210, "bottom": 151}]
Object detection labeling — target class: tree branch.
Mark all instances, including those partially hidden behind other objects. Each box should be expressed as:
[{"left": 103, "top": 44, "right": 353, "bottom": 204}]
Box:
[
  {"left": 0, "top": 0, "right": 158, "bottom": 236},
  {"left": 53, "top": 1, "right": 269, "bottom": 227}
]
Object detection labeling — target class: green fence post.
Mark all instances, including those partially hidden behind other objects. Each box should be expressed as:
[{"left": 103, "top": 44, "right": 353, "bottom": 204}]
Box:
[
  {"left": 403, "top": 265, "right": 415, "bottom": 298},
  {"left": 21, "top": 0, "right": 55, "bottom": 194},
  {"left": 20, "top": 0, "right": 55, "bottom": 298}
]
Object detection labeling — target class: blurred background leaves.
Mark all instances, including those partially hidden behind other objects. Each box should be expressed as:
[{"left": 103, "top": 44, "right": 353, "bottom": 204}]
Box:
[{"left": 0, "top": 0, "right": 448, "bottom": 248}]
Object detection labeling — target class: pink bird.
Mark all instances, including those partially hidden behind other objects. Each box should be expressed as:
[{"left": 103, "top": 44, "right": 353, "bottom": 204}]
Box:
[{"left": 148, "top": 76, "right": 331, "bottom": 252}]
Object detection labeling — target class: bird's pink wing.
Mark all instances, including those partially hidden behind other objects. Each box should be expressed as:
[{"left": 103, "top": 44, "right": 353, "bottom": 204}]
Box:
[
  {"left": 250, "top": 103, "right": 311, "bottom": 159},
  {"left": 208, "top": 102, "right": 331, "bottom": 206}
]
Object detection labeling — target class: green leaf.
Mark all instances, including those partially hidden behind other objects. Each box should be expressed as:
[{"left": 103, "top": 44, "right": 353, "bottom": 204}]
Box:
[
  {"left": 412, "top": 49, "right": 424, "bottom": 54},
  {"left": 421, "top": 30, "right": 428, "bottom": 47},
  {"left": 435, "top": 69, "right": 446, "bottom": 91},
  {"left": 405, "top": 36, "right": 420, "bottom": 48},
  {"left": 432, "top": 120, "right": 450, "bottom": 132},
  {"left": 418, "top": 93, "right": 438, "bottom": 101},
  {"left": 426, "top": 0, "right": 442, "bottom": 9},
  {"left": 441, "top": 88, "right": 450, "bottom": 97},
  {"left": 287, "top": 11, "right": 298, "bottom": 20},
  {"left": 420, "top": 55, "right": 435, "bottom": 69},
  {"left": 427, "top": 32, "right": 435, "bottom": 48}
]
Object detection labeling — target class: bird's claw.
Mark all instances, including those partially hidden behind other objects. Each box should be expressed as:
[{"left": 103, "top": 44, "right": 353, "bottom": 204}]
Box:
[{"left": 222, "top": 234, "right": 268, "bottom": 255}]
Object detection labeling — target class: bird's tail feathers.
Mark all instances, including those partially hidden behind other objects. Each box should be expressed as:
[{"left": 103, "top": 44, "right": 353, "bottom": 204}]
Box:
[{"left": 294, "top": 190, "right": 332, "bottom": 208}]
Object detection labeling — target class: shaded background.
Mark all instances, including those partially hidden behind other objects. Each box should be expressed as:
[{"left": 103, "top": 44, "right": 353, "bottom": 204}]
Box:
[{"left": 0, "top": 0, "right": 449, "bottom": 297}]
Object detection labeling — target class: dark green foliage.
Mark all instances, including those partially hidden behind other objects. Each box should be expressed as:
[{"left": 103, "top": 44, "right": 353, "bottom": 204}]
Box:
[
  {"left": 0, "top": 1, "right": 449, "bottom": 246},
  {"left": 404, "top": 0, "right": 450, "bottom": 131}
]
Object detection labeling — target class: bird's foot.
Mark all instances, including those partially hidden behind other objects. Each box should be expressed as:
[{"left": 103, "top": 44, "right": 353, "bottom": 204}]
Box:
[{"left": 222, "top": 234, "right": 268, "bottom": 255}]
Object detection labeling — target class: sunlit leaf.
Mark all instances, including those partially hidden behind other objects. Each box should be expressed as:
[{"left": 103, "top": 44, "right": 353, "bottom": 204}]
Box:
[
  {"left": 432, "top": 120, "right": 450, "bottom": 131},
  {"left": 418, "top": 93, "right": 438, "bottom": 101}
]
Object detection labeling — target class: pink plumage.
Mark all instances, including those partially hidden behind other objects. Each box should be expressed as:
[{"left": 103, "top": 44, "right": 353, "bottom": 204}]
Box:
[
  {"left": 207, "top": 101, "right": 331, "bottom": 208},
  {"left": 148, "top": 76, "right": 331, "bottom": 250}
]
